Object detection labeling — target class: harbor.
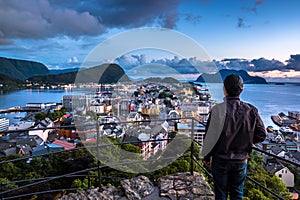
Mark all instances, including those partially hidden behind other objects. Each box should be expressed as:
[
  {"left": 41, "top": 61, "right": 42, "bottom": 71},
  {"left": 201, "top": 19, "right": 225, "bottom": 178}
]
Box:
[
  {"left": 271, "top": 111, "right": 300, "bottom": 131},
  {"left": 0, "top": 105, "right": 42, "bottom": 114}
]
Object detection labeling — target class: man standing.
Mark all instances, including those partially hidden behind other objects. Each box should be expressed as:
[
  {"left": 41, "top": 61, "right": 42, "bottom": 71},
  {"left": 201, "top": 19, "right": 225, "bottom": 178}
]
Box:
[{"left": 202, "top": 74, "right": 266, "bottom": 200}]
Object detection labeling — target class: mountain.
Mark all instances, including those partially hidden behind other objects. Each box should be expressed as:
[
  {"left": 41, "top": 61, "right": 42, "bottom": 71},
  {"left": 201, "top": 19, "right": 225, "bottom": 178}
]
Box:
[
  {"left": 0, "top": 73, "right": 24, "bottom": 90},
  {"left": 29, "top": 63, "right": 130, "bottom": 84},
  {"left": 0, "top": 73, "right": 23, "bottom": 83},
  {"left": 50, "top": 67, "right": 81, "bottom": 75},
  {"left": 0, "top": 57, "right": 49, "bottom": 80},
  {"left": 195, "top": 69, "right": 267, "bottom": 84},
  {"left": 141, "top": 77, "right": 180, "bottom": 83}
]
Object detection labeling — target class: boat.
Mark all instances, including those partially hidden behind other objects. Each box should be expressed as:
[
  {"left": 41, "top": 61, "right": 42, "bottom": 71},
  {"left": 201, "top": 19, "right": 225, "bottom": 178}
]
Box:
[
  {"left": 279, "top": 126, "right": 294, "bottom": 135},
  {"left": 13, "top": 115, "right": 23, "bottom": 119},
  {"left": 271, "top": 115, "right": 282, "bottom": 126},
  {"left": 266, "top": 126, "right": 277, "bottom": 133}
]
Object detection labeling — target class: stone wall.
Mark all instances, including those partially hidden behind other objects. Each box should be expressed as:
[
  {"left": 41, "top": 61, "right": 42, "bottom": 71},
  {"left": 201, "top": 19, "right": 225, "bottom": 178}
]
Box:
[{"left": 58, "top": 172, "right": 214, "bottom": 200}]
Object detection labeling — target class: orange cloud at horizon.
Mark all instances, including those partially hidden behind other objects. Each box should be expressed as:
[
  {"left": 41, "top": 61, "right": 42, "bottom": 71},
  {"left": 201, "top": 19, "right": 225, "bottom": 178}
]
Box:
[{"left": 249, "top": 70, "right": 300, "bottom": 79}]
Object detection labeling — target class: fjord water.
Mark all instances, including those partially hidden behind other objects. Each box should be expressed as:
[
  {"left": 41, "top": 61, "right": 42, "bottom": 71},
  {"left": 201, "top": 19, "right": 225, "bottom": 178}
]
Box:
[
  {"left": 207, "top": 83, "right": 300, "bottom": 127},
  {"left": 1, "top": 83, "right": 300, "bottom": 127},
  {"left": 0, "top": 89, "right": 81, "bottom": 124},
  {"left": 241, "top": 83, "right": 300, "bottom": 127}
]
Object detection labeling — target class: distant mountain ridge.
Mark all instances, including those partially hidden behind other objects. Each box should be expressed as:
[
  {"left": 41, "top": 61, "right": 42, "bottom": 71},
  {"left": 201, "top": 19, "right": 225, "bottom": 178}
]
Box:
[
  {"left": 0, "top": 56, "right": 269, "bottom": 84},
  {"left": 0, "top": 56, "right": 129, "bottom": 84},
  {"left": 196, "top": 69, "right": 267, "bottom": 84},
  {"left": 50, "top": 67, "right": 81, "bottom": 75},
  {"left": 29, "top": 63, "right": 130, "bottom": 84},
  {"left": 141, "top": 77, "right": 180, "bottom": 83},
  {"left": 0, "top": 56, "right": 49, "bottom": 80}
]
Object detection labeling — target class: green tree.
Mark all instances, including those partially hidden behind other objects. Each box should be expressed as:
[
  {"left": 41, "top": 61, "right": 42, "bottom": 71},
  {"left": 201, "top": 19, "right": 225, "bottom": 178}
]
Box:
[
  {"left": 121, "top": 143, "right": 141, "bottom": 153},
  {"left": 267, "top": 175, "right": 292, "bottom": 199},
  {"left": 34, "top": 112, "right": 46, "bottom": 122},
  {"left": 0, "top": 177, "right": 18, "bottom": 192},
  {"left": 158, "top": 91, "right": 169, "bottom": 98},
  {"left": 71, "top": 179, "right": 83, "bottom": 189},
  {"left": 245, "top": 151, "right": 292, "bottom": 200},
  {"left": 245, "top": 188, "right": 269, "bottom": 200}
]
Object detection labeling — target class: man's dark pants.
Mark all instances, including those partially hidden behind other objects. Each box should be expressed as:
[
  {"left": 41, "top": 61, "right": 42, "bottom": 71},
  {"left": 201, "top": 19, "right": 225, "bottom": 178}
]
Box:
[{"left": 212, "top": 158, "right": 247, "bottom": 200}]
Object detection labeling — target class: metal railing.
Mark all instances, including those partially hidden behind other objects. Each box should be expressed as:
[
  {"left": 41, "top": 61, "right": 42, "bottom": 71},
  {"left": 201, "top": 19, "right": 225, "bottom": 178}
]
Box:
[{"left": 0, "top": 117, "right": 298, "bottom": 199}]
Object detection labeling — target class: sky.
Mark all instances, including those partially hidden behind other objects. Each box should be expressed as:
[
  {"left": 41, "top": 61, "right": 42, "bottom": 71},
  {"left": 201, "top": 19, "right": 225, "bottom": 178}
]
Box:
[{"left": 1, "top": 0, "right": 300, "bottom": 80}]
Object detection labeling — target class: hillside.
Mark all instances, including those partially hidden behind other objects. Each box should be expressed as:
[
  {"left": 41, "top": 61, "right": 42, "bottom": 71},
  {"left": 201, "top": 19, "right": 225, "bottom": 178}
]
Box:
[
  {"left": 50, "top": 67, "right": 80, "bottom": 75},
  {"left": 29, "top": 63, "right": 130, "bottom": 84},
  {"left": 195, "top": 69, "right": 267, "bottom": 84},
  {"left": 0, "top": 73, "right": 24, "bottom": 90},
  {"left": 0, "top": 57, "right": 49, "bottom": 80},
  {"left": 141, "top": 77, "right": 180, "bottom": 83},
  {"left": 0, "top": 73, "right": 22, "bottom": 82}
]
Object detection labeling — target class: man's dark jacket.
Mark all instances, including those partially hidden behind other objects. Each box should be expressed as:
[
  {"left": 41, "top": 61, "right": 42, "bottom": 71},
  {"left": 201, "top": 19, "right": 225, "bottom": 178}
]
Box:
[{"left": 203, "top": 96, "right": 266, "bottom": 162}]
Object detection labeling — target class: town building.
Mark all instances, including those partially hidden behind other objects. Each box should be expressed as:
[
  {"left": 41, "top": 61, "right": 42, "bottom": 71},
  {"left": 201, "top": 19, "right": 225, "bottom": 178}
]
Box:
[
  {"left": 177, "top": 122, "right": 206, "bottom": 145},
  {"left": 0, "top": 117, "right": 9, "bottom": 132},
  {"left": 63, "top": 95, "right": 88, "bottom": 112},
  {"left": 8, "top": 121, "right": 35, "bottom": 131},
  {"left": 25, "top": 103, "right": 46, "bottom": 110},
  {"left": 28, "top": 118, "right": 54, "bottom": 143},
  {"left": 266, "top": 164, "right": 295, "bottom": 188}
]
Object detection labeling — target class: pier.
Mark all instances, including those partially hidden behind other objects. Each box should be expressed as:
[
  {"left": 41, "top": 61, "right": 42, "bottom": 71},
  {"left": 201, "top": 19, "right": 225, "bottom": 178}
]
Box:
[{"left": 0, "top": 106, "right": 41, "bottom": 114}]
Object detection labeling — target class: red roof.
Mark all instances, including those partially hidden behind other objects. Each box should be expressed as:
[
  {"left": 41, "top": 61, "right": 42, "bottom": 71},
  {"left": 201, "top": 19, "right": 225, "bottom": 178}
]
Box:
[
  {"left": 63, "top": 113, "right": 71, "bottom": 118},
  {"left": 52, "top": 139, "right": 76, "bottom": 150},
  {"left": 83, "top": 138, "right": 97, "bottom": 144}
]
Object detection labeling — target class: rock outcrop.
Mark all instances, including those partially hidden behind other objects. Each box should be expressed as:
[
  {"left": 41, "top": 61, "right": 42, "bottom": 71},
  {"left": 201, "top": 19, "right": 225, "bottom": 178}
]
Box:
[
  {"left": 120, "top": 176, "right": 154, "bottom": 200},
  {"left": 58, "top": 186, "right": 123, "bottom": 200},
  {"left": 58, "top": 172, "right": 214, "bottom": 200},
  {"left": 159, "top": 172, "right": 214, "bottom": 200}
]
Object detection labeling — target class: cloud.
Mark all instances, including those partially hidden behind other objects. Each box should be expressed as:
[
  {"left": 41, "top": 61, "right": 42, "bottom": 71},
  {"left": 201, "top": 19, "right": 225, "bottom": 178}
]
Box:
[
  {"left": 0, "top": 38, "right": 12, "bottom": 45},
  {"left": 183, "top": 13, "right": 202, "bottom": 24},
  {"left": 250, "top": 58, "right": 285, "bottom": 71},
  {"left": 0, "top": 0, "right": 105, "bottom": 43},
  {"left": 158, "top": 11, "right": 179, "bottom": 29},
  {"left": 216, "top": 57, "right": 285, "bottom": 72},
  {"left": 115, "top": 54, "right": 217, "bottom": 74},
  {"left": 242, "top": 0, "right": 267, "bottom": 14},
  {"left": 0, "top": 0, "right": 182, "bottom": 43},
  {"left": 249, "top": 70, "right": 300, "bottom": 79},
  {"left": 115, "top": 55, "right": 142, "bottom": 69},
  {"left": 286, "top": 54, "right": 300, "bottom": 70},
  {"left": 237, "top": 17, "right": 251, "bottom": 28},
  {"left": 237, "top": 17, "right": 245, "bottom": 28},
  {"left": 67, "top": 56, "right": 79, "bottom": 64},
  {"left": 255, "top": 0, "right": 267, "bottom": 6}
]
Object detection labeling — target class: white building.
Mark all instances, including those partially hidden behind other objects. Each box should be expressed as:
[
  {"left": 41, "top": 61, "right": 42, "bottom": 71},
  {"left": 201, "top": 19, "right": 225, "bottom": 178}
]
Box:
[
  {"left": 138, "top": 132, "right": 152, "bottom": 159},
  {"left": 8, "top": 121, "right": 35, "bottom": 131},
  {"left": 177, "top": 122, "right": 206, "bottom": 145},
  {"left": 28, "top": 118, "right": 54, "bottom": 143},
  {"left": 26, "top": 103, "right": 45, "bottom": 110},
  {"left": 0, "top": 118, "right": 9, "bottom": 132},
  {"left": 127, "top": 112, "right": 143, "bottom": 123},
  {"left": 197, "top": 102, "right": 211, "bottom": 121},
  {"left": 63, "top": 95, "right": 88, "bottom": 112},
  {"left": 266, "top": 164, "right": 295, "bottom": 188},
  {"left": 90, "top": 102, "right": 106, "bottom": 114},
  {"left": 275, "top": 166, "right": 295, "bottom": 187}
]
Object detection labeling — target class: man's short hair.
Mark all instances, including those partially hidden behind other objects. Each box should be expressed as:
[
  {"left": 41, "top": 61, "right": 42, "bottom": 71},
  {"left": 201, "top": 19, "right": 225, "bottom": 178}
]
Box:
[{"left": 224, "top": 74, "right": 244, "bottom": 97}]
